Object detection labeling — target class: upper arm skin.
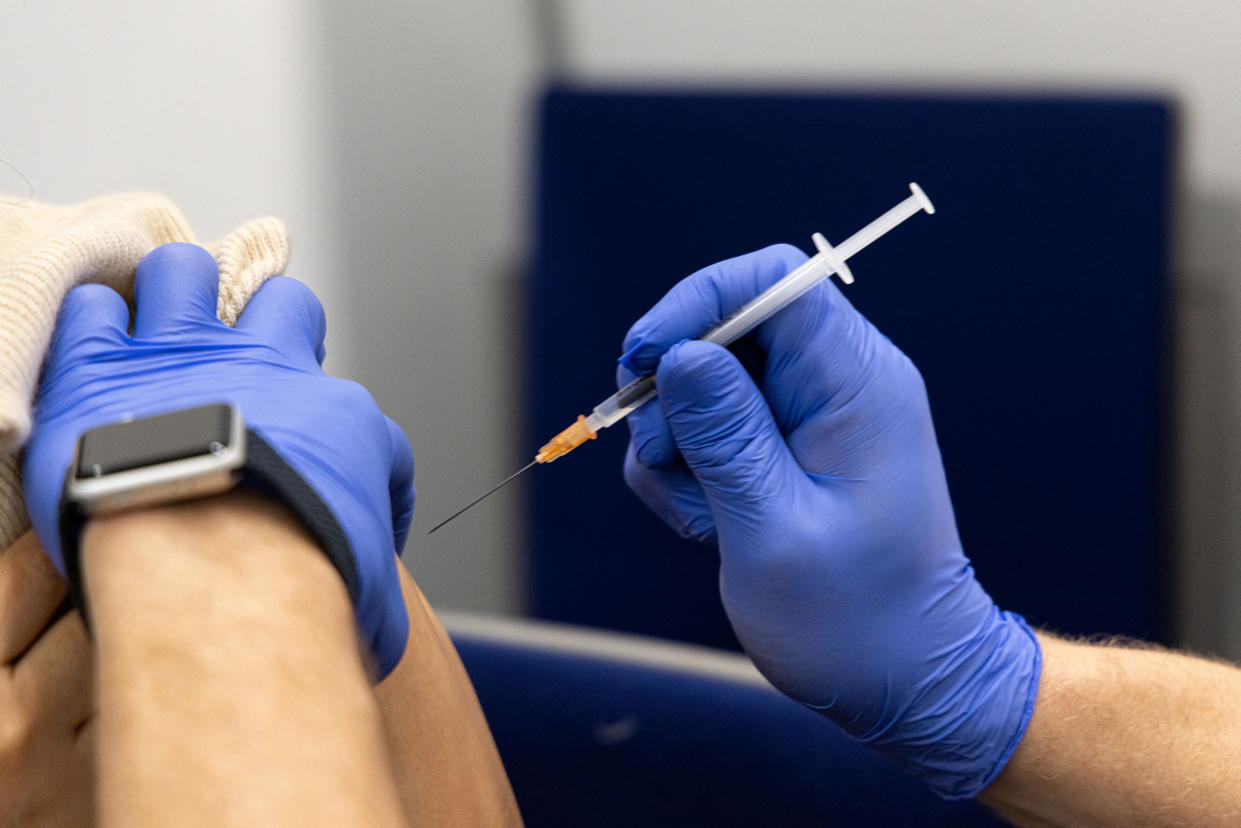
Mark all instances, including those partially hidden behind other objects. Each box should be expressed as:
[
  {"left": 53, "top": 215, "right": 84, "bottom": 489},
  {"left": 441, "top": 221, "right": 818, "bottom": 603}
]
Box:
[{"left": 375, "top": 560, "right": 523, "bottom": 827}]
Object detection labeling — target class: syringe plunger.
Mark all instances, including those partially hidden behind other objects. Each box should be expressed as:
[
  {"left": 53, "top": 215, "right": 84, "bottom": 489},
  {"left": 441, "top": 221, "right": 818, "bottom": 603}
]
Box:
[{"left": 430, "top": 183, "right": 934, "bottom": 534}]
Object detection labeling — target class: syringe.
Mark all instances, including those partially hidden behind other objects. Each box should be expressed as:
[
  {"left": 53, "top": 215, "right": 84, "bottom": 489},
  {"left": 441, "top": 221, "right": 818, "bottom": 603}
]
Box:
[
  {"left": 428, "top": 182, "right": 934, "bottom": 534},
  {"left": 533, "top": 182, "right": 934, "bottom": 463}
]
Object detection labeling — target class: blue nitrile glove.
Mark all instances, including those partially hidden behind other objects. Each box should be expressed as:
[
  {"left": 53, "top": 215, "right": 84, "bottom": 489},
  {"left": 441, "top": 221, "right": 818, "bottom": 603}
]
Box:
[
  {"left": 619, "top": 244, "right": 1041, "bottom": 799},
  {"left": 23, "top": 243, "right": 413, "bottom": 678}
]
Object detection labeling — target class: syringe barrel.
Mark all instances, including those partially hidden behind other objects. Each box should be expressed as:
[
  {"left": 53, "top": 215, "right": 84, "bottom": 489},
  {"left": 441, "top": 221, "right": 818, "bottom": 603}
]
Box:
[
  {"left": 701, "top": 256, "right": 834, "bottom": 347},
  {"left": 702, "top": 189, "right": 925, "bottom": 348},
  {"left": 573, "top": 184, "right": 932, "bottom": 441},
  {"left": 588, "top": 376, "right": 656, "bottom": 432}
]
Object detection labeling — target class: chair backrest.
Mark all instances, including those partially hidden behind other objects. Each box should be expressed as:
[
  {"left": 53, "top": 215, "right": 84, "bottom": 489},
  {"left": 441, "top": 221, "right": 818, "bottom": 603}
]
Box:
[
  {"left": 527, "top": 87, "right": 1174, "bottom": 649},
  {"left": 447, "top": 613, "right": 1006, "bottom": 826}
]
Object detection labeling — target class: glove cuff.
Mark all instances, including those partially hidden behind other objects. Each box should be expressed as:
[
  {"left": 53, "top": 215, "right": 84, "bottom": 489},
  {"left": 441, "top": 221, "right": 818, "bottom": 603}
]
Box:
[
  {"left": 810, "top": 609, "right": 1043, "bottom": 801},
  {"left": 886, "top": 611, "right": 1044, "bottom": 800},
  {"left": 966, "top": 613, "right": 1043, "bottom": 798}
]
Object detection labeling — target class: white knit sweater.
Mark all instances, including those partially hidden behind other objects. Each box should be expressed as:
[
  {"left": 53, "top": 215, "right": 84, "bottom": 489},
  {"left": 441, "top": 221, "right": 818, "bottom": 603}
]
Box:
[{"left": 0, "top": 192, "right": 290, "bottom": 550}]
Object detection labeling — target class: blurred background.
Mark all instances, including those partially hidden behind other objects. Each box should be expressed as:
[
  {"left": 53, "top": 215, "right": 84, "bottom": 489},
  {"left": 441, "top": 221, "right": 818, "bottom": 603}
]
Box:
[{"left": 3, "top": 0, "right": 1241, "bottom": 657}]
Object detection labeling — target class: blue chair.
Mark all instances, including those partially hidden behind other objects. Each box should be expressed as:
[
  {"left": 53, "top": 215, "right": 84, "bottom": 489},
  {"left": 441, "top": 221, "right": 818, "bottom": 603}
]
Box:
[
  {"left": 448, "top": 614, "right": 1007, "bottom": 827},
  {"left": 526, "top": 87, "right": 1175, "bottom": 649}
]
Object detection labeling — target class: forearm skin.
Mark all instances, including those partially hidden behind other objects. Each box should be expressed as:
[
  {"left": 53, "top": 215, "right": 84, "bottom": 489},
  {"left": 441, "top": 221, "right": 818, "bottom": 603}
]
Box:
[
  {"left": 83, "top": 491, "right": 407, "bottom": 828},
  {"left": 981, "top": 633, "right": 1241, "bottom": 826}
]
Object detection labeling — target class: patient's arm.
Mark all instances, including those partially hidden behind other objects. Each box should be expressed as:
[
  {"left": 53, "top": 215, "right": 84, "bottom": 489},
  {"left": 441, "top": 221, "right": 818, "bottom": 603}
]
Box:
[
  {"left": 83, "top": 490, "right": 407, "bottom": 827},
  {"left": 980, "top": 633, "right": 1241, "bottom": 826},
  {"left": 0, "top": 532, "right": 93, "bottom": 828},
  {"left": 375, "top": 564, "right": 523, "bottom": 826}
]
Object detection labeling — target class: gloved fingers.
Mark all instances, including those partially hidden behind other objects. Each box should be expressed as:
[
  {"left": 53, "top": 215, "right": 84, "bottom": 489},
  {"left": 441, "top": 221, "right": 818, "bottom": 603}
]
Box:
[
  {"left": 385, "top": 416, "right": 415, "bottom": 554},
  {"left": 618, "top": 244, "right": 810, "bottom": 375},
  {"left": 623, "top": 445, "right": 717, "bottom": 544},
  {"left": 656, "top": 340, "right": 805, "bottom": 520},
  {"left": 47, "top": 283, "right": 130, "bottom": 364},
  {"left": 131, "top": 243, "right": 224, "bottom": 338},
  {"left": 750, "top": 268, "right": 929, "bottom": 479},
  {"left": 236, "top": 276, "right": 328, "bottom": 368},
  {"left": 616, "top": 241, "right": 905, "bottom": 451},
  {"left": 617, "top": 362, "right": 679, "bottom": 470},
  {"left": 757, "top": 274, "right": 911, "bottom": 442}
]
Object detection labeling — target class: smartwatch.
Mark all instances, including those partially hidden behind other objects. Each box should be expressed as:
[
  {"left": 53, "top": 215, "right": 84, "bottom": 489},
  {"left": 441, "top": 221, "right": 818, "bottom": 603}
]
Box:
[
  {"left": 65, "top": 403, "right": 245, "bottom": 515},
  {"left": 58, "top": 402, "right": 359, "bottom": 624}
]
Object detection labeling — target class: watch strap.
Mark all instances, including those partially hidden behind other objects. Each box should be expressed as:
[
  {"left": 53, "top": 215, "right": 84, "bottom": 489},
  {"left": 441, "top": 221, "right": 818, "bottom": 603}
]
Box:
[{"left": 239, "top": 430, "right": 359, "bottom": 603}]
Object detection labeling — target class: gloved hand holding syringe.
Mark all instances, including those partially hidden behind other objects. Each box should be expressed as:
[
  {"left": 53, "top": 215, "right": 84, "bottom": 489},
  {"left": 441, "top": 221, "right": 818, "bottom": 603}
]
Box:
[{"left": 429, "top": 182, "right": 934, "bottom": 533}]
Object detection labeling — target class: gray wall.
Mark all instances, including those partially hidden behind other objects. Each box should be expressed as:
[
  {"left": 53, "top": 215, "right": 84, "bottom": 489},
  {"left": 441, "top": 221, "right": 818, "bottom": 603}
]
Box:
[{"left": 317, "top": 2, "right": 540, "bottom": 613}]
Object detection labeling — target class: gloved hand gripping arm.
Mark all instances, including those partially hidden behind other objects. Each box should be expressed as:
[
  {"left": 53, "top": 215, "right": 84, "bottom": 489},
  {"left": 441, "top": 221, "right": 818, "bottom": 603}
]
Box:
[
  {"left": 619, "top": 244, "right": 1041, "bottom": 799},
  {"left": 23, "top": 243, "right": 413, "bottom": 678}
]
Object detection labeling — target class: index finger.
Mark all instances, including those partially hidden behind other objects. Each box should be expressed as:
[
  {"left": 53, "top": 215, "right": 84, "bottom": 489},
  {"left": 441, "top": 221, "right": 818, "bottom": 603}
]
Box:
[
  {"left": 0, "top": 532, "right": 68, "bottom": 664},
  {"left": 236, "top": 277, "right": 328, "bottom": 368},
  {"left": 618, "top": 243, "right": 811, "bottom": 374},
  {"left": 132, "top": 243, "right": 224, "bottom": 338}
]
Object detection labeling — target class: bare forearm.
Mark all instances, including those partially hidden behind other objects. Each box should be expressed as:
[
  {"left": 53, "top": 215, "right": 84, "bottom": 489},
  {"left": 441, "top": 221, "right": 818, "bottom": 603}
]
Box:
[
  {"left": 83, "top": 491, "right": 406, "bottom": 828},
  {"left": 981, "top": 633, "right": 1241, "bottom": 826},
  {"left": 375, "top": 562, "right": 523, "bottom": 826}
]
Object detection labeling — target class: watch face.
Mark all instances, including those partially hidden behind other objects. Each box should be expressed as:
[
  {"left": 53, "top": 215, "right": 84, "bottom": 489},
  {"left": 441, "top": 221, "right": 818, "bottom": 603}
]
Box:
[{"left": 76, "top": 404, "right": 235, "bottom": 479}]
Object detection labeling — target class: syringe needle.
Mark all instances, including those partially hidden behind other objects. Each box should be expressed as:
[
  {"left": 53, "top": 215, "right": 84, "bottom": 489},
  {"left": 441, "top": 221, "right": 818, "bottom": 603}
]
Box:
[
  {"left": 431, "top": 184, "right": 934, "bottom": 535},
  {"left": 428, "top": 460, "right": 538, "bottom": 535}
]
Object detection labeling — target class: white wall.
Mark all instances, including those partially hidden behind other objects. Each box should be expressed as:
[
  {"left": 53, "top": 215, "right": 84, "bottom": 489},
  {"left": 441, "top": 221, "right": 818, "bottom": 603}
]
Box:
[
  {"left": 565, "top": 1, "right": 1241, "bottom": 183},
  {"left": 0, "top": 0, "right": 344, "bottom": 333}
]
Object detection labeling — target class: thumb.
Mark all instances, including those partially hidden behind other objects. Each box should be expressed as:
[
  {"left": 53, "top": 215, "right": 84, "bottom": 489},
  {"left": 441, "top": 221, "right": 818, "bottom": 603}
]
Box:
[{"left": 656, "top": 340, "right": 803, "bottom": 522}]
